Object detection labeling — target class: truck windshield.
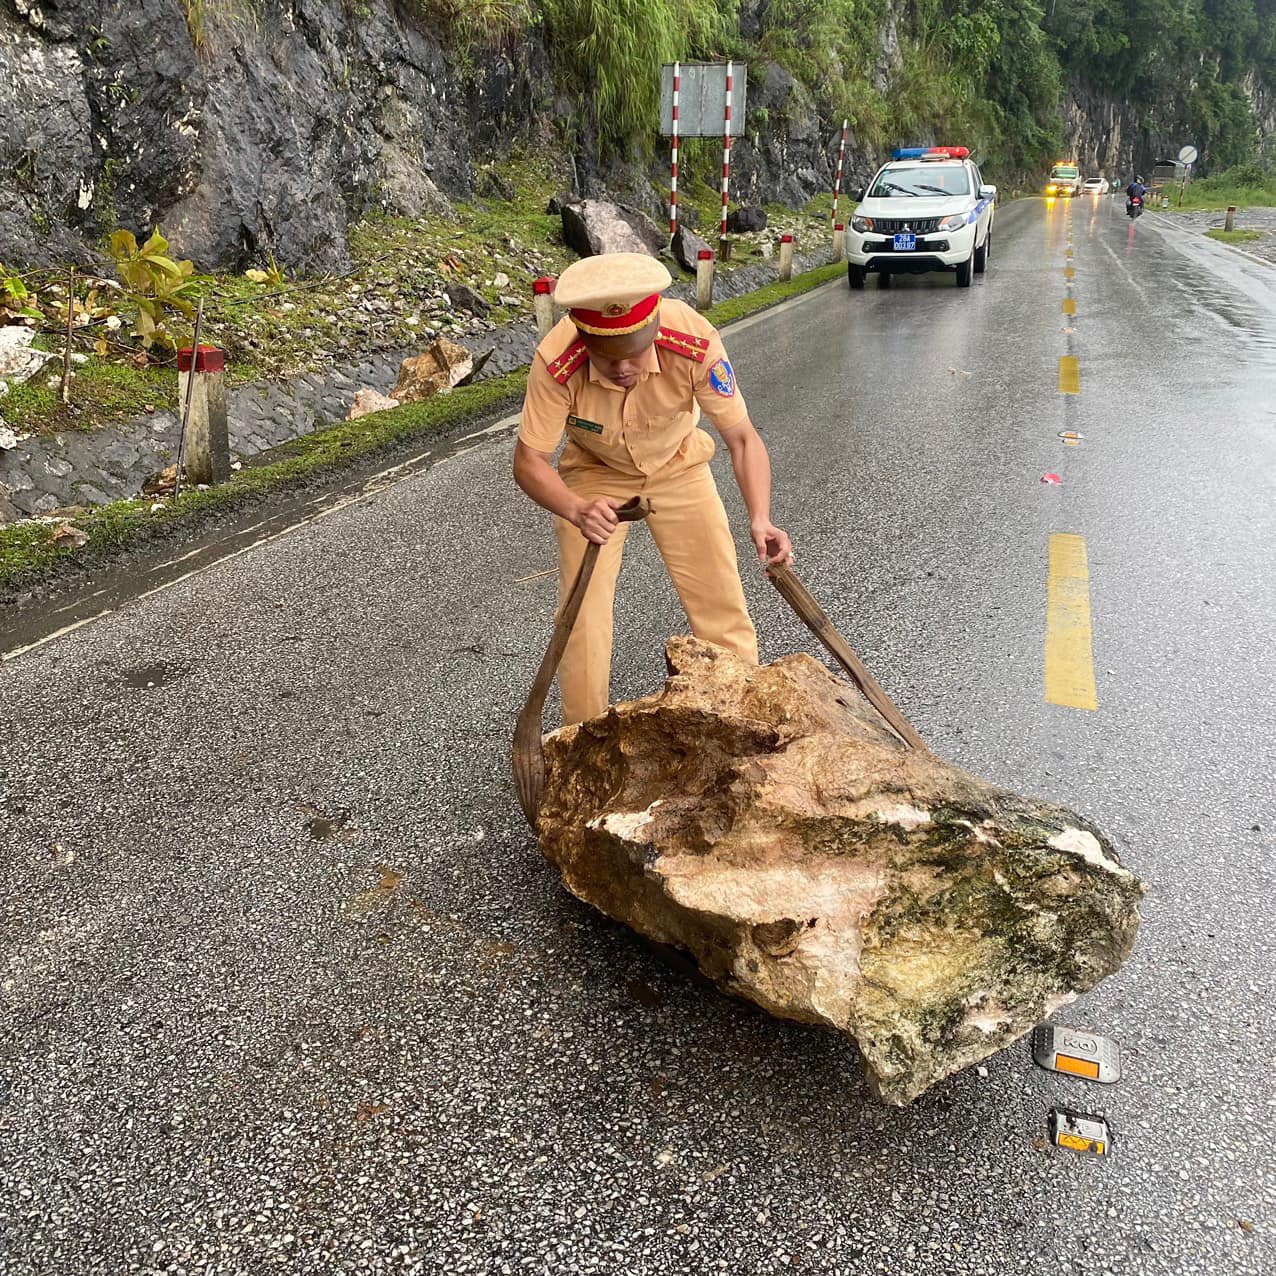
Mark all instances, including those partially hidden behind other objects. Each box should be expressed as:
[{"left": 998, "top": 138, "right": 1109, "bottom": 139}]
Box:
[
  {"left": 1051, "top": 166, "right": 1079, "bottom": 179},
  {"left": 868, "top": 166, "right": 971, "bottom": 198}
]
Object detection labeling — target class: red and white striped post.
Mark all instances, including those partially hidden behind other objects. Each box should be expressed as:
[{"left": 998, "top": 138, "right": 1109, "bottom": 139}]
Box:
[
  {"left": 669, "top": 61, "right": 680, "bottom": 239},
  {"left": 831, "top": 118, "right": 848, "bottom": 228},
  {"left": 719, "top": 59, "right": 734, "bottom": 261},
  {"left": 532, "top": 276, "right": 556, "bottom": 340}
]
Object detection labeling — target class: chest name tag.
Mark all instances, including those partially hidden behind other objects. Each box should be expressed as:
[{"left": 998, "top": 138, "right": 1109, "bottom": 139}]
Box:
[{"left": 567, "top": 415, "right": 605, "bottom": 435}]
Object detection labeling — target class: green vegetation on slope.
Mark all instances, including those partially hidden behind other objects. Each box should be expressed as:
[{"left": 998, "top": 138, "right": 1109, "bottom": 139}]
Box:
[{"left": 519, "top": 0, "right": 1271, "bottom": 179}]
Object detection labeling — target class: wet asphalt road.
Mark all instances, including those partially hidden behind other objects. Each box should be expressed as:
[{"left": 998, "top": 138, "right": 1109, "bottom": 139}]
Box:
[{"left": 3, "top": 197, "right": 1275, "bottom": 1275}]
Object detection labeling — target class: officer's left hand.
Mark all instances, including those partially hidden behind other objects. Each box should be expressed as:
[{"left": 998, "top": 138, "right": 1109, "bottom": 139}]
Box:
[{"left": 752, "top": 521, "right": 793, "bottom": 567}]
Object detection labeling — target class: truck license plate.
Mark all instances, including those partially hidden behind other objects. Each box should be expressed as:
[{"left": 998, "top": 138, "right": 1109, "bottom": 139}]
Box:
[{"left": 894, "top": 233, "right": 917, "bottom": 251}]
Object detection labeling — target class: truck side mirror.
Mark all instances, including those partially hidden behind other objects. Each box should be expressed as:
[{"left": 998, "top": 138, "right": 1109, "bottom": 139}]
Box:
[
  {"left": 979, "top": 184, "right": 997, "bottom": 200},
  {"left": 850, "top": 188, "right": 864, "bottom": 203}
]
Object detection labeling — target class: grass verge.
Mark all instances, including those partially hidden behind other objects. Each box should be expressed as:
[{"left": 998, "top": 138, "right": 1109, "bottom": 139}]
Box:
[
  {"left": 1, "top": 371, "right": 526, "bottom": 599},
  {"left": 1205, "top": 228, "right": 1266, "bottom": 244},
  {"left": 1171, "top": 166, "right": 1276, "bottom": 212},
  {"left": 1, "top": 257, "right": 844, "bottom": 598}
]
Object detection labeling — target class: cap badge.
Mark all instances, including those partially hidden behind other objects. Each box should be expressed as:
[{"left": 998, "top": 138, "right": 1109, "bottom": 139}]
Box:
[{"left": 602, "top": 302, "right": 629, "bottom": 317}]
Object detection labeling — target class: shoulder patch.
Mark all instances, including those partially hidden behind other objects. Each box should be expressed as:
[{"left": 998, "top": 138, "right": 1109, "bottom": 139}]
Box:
[
  {"left": 655, "top": 327, "right": 710, "bottom": 364},
  {"left": 708, "top": 357, "right": 735, "bottom": 397},
  {"left": 548, "top": 338, "right": 589, "bottom": 385}
]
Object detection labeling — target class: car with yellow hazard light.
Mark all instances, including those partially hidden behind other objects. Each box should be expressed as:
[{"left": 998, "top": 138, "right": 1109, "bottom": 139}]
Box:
[{"left": 845, "top": 147, "right": 996, "bottom": 290}]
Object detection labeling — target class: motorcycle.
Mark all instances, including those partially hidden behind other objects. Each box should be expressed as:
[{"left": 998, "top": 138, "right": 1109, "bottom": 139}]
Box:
[{"left": 1126, "top": 194, "right": 1143, "bottom": 219}]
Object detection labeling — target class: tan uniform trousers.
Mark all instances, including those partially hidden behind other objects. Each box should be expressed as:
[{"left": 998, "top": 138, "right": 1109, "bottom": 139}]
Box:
[{"left": 555, "top": 460, "right": 758, "bottom": 724}]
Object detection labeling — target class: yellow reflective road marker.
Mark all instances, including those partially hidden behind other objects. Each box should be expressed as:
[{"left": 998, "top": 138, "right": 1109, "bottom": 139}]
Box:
[
  {"left": 1032, "top": 1025, "right": 1122, "bottom": 1083},
  {"left": 1049, "top": 1107, "right": 1113, "bottom": 1157},
  {"left": 1045, "top": 533, "right": 1098, "bottom": 710},
  {"left": 1064, "top": 265, "right": 1076, "bottom": 280},
  {"left": 1062, "top": 297, "right": 1077, "bottom": 315},
  {"left": 1066, "top": 248, "right": 1073, "bottom": 257},
  {"left": 1058, "top": 355, "right": 1080, "bottom": 393}
]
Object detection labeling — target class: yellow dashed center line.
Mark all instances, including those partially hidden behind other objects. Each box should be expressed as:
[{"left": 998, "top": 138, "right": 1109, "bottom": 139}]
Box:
[
  {"left": 1058, "top": 356, "right": 1080, "bottom": 393},
  {"left": 1062, "top": 298, "right": 1077, "bottom": 315},
  {"left": 1064, "top": 266, "right": 1076, "bottom": 280},
  {"left": 1045, "top": 533, "right": 1098, "bottom": 710}
]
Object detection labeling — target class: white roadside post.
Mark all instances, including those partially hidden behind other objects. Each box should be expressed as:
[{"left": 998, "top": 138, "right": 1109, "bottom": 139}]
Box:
[
  {"left": 1225, "top": 205, "right": 1237, "bottom": 232},
  {"left": 695, "top": 248, "right": 715, "bottom": 311},
  {"left": 176, "top": 344, "right": 229, "bottom": 486},
  {"left": 779, "top": 233, "right": 794, "bottom": 282},
  {"left": 832, "top": 223, "right": 846, "bottom": 261},
  {"left": 533, "top": 276, "right": 556, "bottom": 340}
]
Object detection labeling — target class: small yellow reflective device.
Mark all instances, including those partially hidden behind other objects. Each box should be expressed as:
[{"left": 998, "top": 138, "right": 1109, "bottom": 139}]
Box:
[
  {"left": 1049, "top": 1106, "right": 1112, "bottom": 1157},
  {"left": 1032, "top": 1024, "right": 1121, "bottom": 1084}
]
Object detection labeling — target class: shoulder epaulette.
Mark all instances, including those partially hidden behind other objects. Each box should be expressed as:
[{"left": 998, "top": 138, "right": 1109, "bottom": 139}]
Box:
[
  {"left": 548, "top": 338, "right": 589, "bottom": 385},
  {"left": 655, "top": 327, "right": 710, "bottom": 363}
]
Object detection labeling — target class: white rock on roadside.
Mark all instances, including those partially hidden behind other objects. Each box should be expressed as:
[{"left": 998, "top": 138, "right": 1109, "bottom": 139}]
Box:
[
  {"left": 346, "top": 388, "right": 400, "bottom": 420},
  {"left": 0, "top": 327, "right": 56, "bottom": 382}
]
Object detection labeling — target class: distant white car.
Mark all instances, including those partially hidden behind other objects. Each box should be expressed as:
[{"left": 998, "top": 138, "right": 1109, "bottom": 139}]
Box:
[
  {"left": 845, "top": 147, "right": 996, "bottom": 290},
  {"left": 1082, "top": 177, "right": 1110, "bottom": 194}
]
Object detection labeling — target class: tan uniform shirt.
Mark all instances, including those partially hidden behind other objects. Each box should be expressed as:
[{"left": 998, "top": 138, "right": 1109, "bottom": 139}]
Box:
[{"left": 518, "top": 297, "right": 749, "bottom": 481}]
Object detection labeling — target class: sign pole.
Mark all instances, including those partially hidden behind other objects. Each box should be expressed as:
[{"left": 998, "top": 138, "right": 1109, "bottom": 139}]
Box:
[
  {"left": 831, "top": 118, "right": 848, "bottom": 229},
  {"left": 719, "top": 60, "right": 733, "bottom": 261},
  {"left": 669, "top": 61, "right": 680, "bottom": 239}
]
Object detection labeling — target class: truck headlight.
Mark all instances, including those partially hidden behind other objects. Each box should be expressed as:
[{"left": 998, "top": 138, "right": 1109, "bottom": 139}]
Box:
[
  {"left": 850, "top": 215, "right": 873, "bottom": 232},
  {"left": 938, "top": 212, "right": 971, "bottom": 232}
]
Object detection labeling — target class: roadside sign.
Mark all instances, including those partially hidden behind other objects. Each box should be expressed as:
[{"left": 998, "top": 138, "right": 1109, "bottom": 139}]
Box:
[
  {"left": 660, "top": 63, "right": 747, "bottom": 137},
  {"left": 1032, "top": 1024, "right": 1121, "bottom": 1082},
  {"left": 1178, "top": 144, "right": 1199, "bottom": 165}
]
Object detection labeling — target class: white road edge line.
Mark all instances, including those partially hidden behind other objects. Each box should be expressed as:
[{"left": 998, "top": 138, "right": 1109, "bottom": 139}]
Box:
[{"left": 2, "top": 415, "right": 520, "bottom": 663}]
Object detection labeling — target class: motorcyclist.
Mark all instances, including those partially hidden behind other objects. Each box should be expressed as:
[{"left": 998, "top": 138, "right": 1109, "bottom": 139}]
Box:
[{"left": 1126, "top": 175, "right": 1147, "bottom": 203}]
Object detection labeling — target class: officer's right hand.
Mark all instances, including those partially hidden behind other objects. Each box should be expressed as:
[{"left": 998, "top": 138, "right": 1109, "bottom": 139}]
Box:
[{"left": 574, "top": 497, "right": 622, "bottom": 545}]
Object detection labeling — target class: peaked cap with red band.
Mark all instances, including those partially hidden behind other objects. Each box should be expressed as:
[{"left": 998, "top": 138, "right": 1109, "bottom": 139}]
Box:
[{"left": 555, "top": 253, "right": 673, "bottom": 337}]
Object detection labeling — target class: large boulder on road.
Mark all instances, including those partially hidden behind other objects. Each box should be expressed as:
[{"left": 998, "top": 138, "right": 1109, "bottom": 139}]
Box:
[
  {"left": 536, "top": 638, "right": 1144, "bottom": 1105},
  {"left": 561, "top": 200, "right": 665, "bottom": 257}
]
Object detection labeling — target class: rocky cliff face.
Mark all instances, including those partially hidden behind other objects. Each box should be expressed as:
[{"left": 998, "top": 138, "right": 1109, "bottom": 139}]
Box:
[
  {"left": 1062, "top": 80, "right": 1146, "bottom": 179},
  {"left": 0, "top": 0, "right": 553, "bottom": 272},
  {"left": 0, "top": 0, "right": 843, "bottom": 273},
  {"left": 1065, "top": 66, "right": 1276, "bottom": 182}
]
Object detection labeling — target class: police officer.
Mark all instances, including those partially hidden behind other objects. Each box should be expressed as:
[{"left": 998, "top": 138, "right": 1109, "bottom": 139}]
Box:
[{"left": 514, "top": 252, "right": 793, "bottom": 725}]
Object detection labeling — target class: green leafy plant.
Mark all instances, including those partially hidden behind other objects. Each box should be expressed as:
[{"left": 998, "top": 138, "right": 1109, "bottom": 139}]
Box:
[
  {"left": 244, "top": 251, "right": 287, "bottom": 286},
  {"left": 107, "top": 228, "right": 198, "bottom": 352},
  {"left": 1, "top": 268, "right": 43, "bottom": 323}
]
